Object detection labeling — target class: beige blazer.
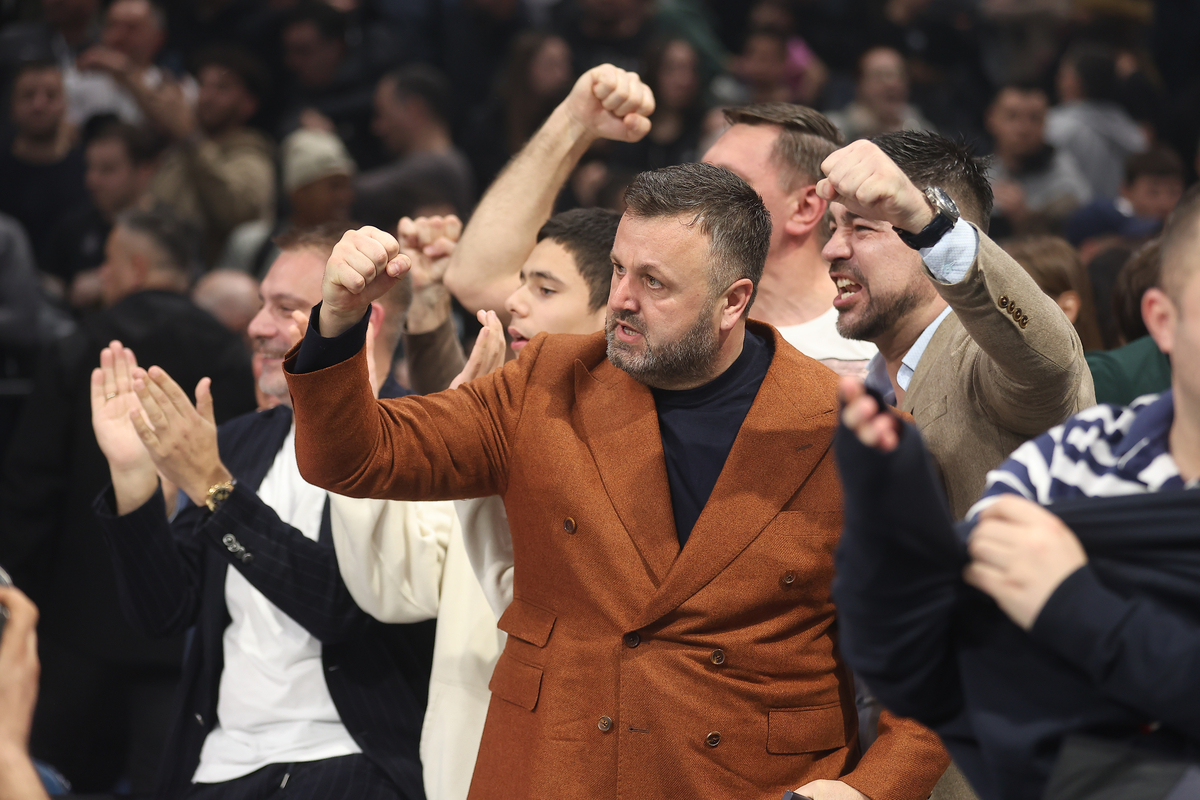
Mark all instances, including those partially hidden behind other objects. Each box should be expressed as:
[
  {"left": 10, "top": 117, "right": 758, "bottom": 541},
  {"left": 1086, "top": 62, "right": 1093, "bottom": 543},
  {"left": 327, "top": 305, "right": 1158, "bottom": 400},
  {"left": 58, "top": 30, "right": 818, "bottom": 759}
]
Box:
[{"left": 902, "top": 226, "right": 1096, "bottom": 518}]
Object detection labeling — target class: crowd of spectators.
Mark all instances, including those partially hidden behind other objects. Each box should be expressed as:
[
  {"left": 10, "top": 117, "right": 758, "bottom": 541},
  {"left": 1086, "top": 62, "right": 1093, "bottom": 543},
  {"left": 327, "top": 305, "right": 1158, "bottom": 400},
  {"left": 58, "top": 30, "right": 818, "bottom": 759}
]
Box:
[{"left": 1, "top": 0, "right": 1199, "bottom": 797}]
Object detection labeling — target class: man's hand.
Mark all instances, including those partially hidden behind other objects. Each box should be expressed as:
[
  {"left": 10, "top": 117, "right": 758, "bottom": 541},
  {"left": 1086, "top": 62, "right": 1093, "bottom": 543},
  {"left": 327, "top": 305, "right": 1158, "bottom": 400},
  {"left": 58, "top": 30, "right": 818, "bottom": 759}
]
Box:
[
  {"left": 793, "top": 779, "right": 869, "bottom": 800},
  {"left": 399, "top": 215, "right": 462, "bottom": 334},
  {"left": 964, "top": 495, "right": 1087, "bottom": 630},
  {"left": 0, "top": 585, "right": 39, "bottom": 756},
  {"left": 129, "top": 366, "right": 231, "bottom": 507},
  {"left": 91, "top": 340, "right": 159, "bottom": 514},
  {"left": 561, "top": 64, "right": 656, "bottom": 145},
  {"left": 321, "top": 227, "right": 412, "bottom": 338},
  {"left": 451, "top": 310, "right": 506, "bottom": 389},
  {"left": 817, "top": 140, "right": 934, "bottom": 235},
  {"left": 839, "top": 376, "right": 900, "bottom": 452}
]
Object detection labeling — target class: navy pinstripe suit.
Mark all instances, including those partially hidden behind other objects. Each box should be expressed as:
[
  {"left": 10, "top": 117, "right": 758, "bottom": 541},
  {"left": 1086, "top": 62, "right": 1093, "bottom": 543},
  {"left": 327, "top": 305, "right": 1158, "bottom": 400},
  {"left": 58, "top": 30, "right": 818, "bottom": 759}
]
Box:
[{"left": 94, "top": 401, "right": 435, "bottom": 800}]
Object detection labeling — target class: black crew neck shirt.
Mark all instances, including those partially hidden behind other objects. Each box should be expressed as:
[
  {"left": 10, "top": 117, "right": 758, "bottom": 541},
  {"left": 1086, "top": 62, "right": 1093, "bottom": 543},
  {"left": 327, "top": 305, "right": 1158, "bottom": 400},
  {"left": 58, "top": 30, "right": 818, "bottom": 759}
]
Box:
[{"left": 651, "top": 330, "right": 772, "bottom": 547}]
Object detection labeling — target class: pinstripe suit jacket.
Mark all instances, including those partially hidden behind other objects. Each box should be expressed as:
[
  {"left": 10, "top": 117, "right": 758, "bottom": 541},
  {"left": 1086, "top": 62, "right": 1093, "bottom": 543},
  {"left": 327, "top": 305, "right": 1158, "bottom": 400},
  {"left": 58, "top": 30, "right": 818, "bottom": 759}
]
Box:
[{"left": 94, "top": 404, "right": 435, "bottom": 800}]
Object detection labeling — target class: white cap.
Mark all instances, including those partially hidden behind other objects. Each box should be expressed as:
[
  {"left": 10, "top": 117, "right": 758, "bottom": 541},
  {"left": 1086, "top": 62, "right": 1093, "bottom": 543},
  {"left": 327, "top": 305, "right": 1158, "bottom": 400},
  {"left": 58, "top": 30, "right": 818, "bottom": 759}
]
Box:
[{"left": 281, "top": 128, "right": 356, "bottom": 194}]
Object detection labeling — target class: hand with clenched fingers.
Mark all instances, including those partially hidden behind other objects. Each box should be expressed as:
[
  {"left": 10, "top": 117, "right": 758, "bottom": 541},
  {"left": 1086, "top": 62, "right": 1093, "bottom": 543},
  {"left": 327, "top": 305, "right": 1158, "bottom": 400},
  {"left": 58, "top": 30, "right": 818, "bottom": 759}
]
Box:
[
  {"left": 561, "top": 63, "right": 656, "bottom": 144},
  {"left": 817, "top": 140, "right": 935, "bottom": 235},
  {"left": 320, "top": 226, "right": 413, "bottom": 339}
]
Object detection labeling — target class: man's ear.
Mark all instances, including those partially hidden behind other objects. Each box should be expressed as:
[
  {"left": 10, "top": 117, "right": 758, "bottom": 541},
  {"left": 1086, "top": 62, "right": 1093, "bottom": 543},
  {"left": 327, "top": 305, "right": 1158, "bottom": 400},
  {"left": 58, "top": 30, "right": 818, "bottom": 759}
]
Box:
[
  {"left": 1142, "top": 287, "right": 1176, "bottom": 355},
  {"left": 1054, "top": 290, "right": 1081, "bottom": 324},
  {"left": 368, "top": 301, "right": 386, "bottom": 337},
  {"left": 785, "top": 185, "right": 828, "bottom": 239},
  {"left": 720, "top": 278, "right": 755, "bottom": 330}
]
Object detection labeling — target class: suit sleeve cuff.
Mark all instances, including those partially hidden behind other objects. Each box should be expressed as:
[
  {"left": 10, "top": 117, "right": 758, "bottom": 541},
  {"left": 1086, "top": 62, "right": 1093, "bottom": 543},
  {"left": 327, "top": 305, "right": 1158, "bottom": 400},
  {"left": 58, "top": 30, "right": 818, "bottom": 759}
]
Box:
[
  {"left": 292, "top": 302, "right": 371, "bottom": 374},
  {"left": 920, "top": 218, "right": 978, "bottom": 284}
]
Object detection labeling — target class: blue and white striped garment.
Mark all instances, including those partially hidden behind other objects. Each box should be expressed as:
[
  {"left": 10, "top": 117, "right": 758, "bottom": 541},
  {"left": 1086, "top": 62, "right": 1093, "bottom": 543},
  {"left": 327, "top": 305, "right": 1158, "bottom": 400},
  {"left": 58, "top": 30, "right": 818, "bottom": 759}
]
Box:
[{"left": 967, "top": 390, "right": 1194, "bottom": 520}]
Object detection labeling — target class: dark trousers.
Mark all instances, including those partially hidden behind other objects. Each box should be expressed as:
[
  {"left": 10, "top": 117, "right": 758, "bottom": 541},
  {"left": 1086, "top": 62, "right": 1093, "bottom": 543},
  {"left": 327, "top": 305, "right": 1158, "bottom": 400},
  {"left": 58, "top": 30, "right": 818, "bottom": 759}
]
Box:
[
  {"left": 183, "top": 755, "right": 403, "bottom": 800},
  {"left": 30, "top": 637, "right": 178, "bottom": 794}
]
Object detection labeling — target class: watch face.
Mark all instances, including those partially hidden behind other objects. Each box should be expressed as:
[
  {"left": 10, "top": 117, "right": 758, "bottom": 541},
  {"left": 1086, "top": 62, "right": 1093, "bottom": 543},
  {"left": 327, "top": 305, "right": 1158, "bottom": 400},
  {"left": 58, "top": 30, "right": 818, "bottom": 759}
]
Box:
[{"left": 926, "top": 186, "right": 960, "bottom": 218}]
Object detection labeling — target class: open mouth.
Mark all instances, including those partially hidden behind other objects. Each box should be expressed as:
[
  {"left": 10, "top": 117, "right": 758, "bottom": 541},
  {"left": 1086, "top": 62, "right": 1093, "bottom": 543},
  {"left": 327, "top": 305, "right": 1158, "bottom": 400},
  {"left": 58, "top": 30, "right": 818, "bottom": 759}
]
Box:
[
  {"left": 834, "top": 277, "right": 863, "bottom": 303},
  {"left": 508, "top": 327, "right": 529, "bottom": 352}
]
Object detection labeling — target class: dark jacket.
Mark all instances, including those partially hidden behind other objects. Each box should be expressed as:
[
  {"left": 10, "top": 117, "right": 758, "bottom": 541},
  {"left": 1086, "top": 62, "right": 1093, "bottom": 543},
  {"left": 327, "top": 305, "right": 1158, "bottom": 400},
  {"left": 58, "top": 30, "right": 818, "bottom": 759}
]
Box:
[
  {"left": 94, "top": 402, "right": 435, "bottom": 800},
  {"left": 832, "top": 421, "right": 1200, "bottom": 800}
]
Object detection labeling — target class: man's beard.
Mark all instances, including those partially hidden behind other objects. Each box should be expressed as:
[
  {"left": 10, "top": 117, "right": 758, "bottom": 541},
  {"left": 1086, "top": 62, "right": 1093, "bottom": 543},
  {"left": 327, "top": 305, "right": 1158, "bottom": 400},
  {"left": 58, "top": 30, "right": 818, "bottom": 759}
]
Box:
[
  {"left": 605, "top": 296, "right": 721, "bottom": 390},
  {"left": 253, "top": 343, "right": 290, "bottom": 401},
  {"left": 833, "top": 268, "right": 930, "bottom": 343}
]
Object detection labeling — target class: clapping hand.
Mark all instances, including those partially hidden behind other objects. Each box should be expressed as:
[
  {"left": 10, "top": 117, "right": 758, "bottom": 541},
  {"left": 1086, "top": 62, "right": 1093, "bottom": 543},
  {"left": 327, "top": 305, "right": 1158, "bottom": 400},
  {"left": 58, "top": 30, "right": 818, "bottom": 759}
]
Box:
[
  {"left": 451, "top": 310, "right": 506, "bottom": 390},
  {"left": 91, "top": 341, "right": 159, "bottom": 513},
  {"left": 398, "top": 215, "right": 462, "bottom": 335},
  {"left": 129, "top": 366, "right": 231, "bottom": 508}
]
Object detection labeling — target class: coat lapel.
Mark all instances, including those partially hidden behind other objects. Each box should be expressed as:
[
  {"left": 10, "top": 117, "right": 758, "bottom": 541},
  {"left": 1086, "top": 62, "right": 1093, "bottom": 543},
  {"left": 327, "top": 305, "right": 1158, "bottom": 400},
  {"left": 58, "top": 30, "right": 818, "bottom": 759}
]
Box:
[
  {"left": 573, "top": 358, "right": 681, "bottom": 587},
  {"left": 633, "top": 329, "right": 839, "bottom": 628}
]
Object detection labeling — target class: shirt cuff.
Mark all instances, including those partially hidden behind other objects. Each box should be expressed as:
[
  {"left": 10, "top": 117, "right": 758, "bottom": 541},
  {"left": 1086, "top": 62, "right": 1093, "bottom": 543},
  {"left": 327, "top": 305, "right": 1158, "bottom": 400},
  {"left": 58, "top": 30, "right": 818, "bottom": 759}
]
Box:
[
  {"left": 292, "top": 302, "right": 371, "bottom": 374},
  {"left": 1029, "top": 564, "right": 1128, "bottom": 667},
  {"left": 920, "top": 217, "right": 978, "bottom": 284}
]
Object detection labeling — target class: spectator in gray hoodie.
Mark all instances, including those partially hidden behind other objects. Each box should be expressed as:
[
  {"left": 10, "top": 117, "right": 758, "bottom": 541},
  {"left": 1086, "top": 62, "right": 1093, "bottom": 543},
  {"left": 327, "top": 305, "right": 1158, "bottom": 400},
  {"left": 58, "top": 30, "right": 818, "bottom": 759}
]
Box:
[{"left": 1046, "top": 43, "right": 1146, "bottom": 200}]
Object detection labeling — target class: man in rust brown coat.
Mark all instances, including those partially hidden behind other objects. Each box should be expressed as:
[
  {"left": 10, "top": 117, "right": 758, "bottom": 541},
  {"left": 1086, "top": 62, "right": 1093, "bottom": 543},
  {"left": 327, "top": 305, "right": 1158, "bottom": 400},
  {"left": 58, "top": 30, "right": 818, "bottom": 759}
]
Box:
[{"left": 284, "top": 107, "right": 949, "bottom": 798}]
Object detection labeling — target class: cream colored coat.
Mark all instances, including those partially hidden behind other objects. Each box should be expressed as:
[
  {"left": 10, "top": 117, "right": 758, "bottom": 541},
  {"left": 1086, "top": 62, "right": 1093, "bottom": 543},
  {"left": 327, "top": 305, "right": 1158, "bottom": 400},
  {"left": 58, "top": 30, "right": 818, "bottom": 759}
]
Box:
[{"left": 329, "top": 494, "right": 509, "bottom": 800}]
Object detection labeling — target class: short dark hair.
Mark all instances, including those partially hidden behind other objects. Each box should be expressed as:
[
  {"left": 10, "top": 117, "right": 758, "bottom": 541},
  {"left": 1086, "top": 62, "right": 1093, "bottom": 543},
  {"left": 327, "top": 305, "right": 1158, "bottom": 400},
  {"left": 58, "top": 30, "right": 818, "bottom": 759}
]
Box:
[
  {"left": 1062, "top": 43, "right": 1118, "bottom": 103},
  {"left": 872, "top": 129, "right": 994, "bottom": 230},
  {"left": 116, "top": 207, "right": 197, "bottom": 275},
  {"left": 284, "top": 1, "right": 347, "bottom": 41},
  {"left": 1112, "top": 237, "right": 1161, "bottom": 342},
  {"left": 723, "top": 102, "right": 844, "bottom": 189},
  {"left": 384, "top": 64, "right": 453, "bottom": 127},
  {"left": 1123, "top": 146, "right": 1185, "bottom": 186},
  {"left": 193, "top": 45, "right": 270, "bottom": 101},
  {"left": 623, "top": 162, "right": 771, "bottom": 312},
  {"left": 1159, "top": 184, "right": 1200, "bottom": 302},
  {"left": 83, "top": 115, "right": 160, "bottom": 165},
  {"left": 537, "top": 208, "right": 621, "bottom": 312}
]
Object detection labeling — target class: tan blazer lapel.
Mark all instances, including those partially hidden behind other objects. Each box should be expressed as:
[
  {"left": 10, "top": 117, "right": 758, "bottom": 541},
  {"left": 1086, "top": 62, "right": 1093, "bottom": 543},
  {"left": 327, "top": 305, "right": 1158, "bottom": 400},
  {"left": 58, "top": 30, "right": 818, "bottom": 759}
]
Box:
[
  {"left": 632, "top": 337, "right": 838, "bottom": 629},
  {"left": 900, "top": 311, "right": 960, "bottom": 416},
  {"left": 573, "top": 358, "right": 681, "bottom": 586}
]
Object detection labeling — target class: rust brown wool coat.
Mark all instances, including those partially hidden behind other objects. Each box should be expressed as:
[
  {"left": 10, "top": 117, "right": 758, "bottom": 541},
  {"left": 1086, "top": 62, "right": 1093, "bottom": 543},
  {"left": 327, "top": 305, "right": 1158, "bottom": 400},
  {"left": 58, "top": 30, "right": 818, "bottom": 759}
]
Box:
[{"left": 285, "top": 321, "right": 948, "bottom": 800}]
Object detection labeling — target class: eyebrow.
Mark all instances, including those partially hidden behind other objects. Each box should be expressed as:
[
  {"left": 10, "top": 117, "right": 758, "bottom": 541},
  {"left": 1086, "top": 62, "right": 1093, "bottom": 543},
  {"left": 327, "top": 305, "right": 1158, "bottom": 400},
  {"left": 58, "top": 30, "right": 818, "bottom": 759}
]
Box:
[
  {"left": 527, "top": 269, "right": 565, "bottom": 284},
  {"left": 268, "top": 292, "right": 312, "bottom": 308}
]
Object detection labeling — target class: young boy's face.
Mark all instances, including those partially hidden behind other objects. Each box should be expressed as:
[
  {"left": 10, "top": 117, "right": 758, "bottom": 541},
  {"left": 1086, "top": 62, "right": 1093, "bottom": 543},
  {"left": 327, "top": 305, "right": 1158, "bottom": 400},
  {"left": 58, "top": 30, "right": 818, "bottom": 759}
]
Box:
[{"left": 504, "top": 239, "right": 606, "bottom": 352}]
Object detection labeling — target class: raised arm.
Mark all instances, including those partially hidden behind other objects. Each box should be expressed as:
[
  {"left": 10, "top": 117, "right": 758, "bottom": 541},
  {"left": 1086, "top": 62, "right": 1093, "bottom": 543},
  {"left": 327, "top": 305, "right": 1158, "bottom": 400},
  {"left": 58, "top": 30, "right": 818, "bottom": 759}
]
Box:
[{"left": 443, "top": 64, "right": 654, "bottom": 321}]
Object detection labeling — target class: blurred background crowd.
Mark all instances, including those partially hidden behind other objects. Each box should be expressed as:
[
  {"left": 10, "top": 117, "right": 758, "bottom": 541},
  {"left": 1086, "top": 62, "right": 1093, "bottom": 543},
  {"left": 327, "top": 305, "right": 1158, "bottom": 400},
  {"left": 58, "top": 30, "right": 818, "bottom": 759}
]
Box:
[{"left": 0, "top": 0, "right": 1198, "bottom": 792}]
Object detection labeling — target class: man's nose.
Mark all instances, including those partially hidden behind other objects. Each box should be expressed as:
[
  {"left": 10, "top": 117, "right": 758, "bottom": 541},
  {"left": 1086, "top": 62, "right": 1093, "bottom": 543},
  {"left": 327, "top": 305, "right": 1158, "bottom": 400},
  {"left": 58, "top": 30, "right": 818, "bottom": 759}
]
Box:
[
  {"left": 822, "top": 227, "right": 850, "bottom": 263},
  {"left": 609, "top": 273, "right": 638, "bottom": 312},
  {"left": 247, "top": 306, "right": 275, "bottom": 339}
]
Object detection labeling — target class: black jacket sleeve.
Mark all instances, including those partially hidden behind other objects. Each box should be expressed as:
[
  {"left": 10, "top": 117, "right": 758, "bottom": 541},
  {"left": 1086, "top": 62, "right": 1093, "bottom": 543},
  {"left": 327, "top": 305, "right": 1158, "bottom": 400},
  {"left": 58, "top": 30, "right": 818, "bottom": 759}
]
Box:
[{"left": 832, "top": 419, "right": 969, "bottom": 726}]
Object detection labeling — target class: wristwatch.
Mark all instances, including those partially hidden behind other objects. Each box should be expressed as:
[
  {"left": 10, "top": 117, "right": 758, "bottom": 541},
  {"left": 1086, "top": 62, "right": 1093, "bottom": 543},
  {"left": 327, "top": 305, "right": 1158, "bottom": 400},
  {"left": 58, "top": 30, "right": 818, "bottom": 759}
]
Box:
[
  {"left": 205, "top": 478, "right": 237, "bottom": 513},
  {"left": 894, "top": 186, "right": 959, "bottom": 250}
]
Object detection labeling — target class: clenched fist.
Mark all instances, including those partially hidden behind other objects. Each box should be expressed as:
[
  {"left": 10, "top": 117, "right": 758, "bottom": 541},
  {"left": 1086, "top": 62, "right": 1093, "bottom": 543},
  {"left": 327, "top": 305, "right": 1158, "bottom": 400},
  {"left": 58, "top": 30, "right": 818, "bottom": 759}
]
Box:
[
  {"left": 817, "top": 140, "right": 934, "bottom": 235},
  {"left": 561, "top": 64, "right": 656, "bottom": 144},
  {"left": 321, "top": 226, "right": 412, "bottom": 338}
]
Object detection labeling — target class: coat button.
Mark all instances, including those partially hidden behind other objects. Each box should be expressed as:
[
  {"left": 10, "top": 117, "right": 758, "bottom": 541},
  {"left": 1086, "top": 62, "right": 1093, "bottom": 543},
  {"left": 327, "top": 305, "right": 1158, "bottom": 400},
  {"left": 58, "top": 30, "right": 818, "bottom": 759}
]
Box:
[
  {"left": 222, "top": 534, "right": 236, "bottom": 549},
  {"left": 1019, "top": 315, "right": 1029, "bottom": 329},
  {"left": 563, "top": 517, "right": 576, "bottom": 534},
  {"left": 710, "top": 649, "right": 725, "bottom": 665},
  {"left": 195, "top": 713, "right": 204, "bottom": 726},
  {"left": 998, "top": 295, "right": 1009, "bottom": 309},
  {"left": 705, "top": 731, "right": 721, "bottom": 747},
  {"left": 598, "top": 716, "right": 613, "bottom": 732},
  {"left": 623, "top": 632, "right": 640, "bottom": 648},
  {"left": 782, "top": 570, "right": 796, "bottom": 586}
]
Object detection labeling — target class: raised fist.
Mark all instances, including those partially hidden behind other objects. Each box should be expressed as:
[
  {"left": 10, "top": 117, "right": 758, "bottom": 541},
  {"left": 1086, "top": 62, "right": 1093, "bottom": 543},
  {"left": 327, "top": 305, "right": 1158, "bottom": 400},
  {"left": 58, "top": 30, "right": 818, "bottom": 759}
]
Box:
[
  {"left": 321, "top": 226, "right": 412, "bottom": 338},
  {"left": 561, "top": 64, "right": 656, "bottom": 144},
  {"left": 397, "top": 215, "right": 463, "bottom": 291},
  {"left": 817, "top": 140, "right": 934, "bottom": 235}
]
